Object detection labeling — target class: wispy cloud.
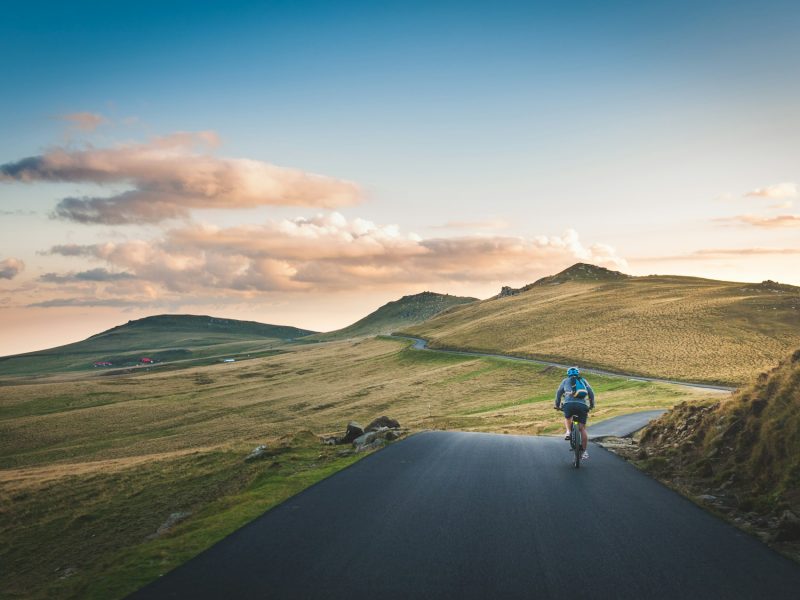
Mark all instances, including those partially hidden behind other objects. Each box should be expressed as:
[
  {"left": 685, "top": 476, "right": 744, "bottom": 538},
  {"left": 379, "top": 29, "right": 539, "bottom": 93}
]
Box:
[
  {"left": 0, "top": 132, "right": 361, "bottom": 224},
  {"left": 59, "top": 111, "right": 108, "bottom": 132},
  {"left": 39, "top": 268, "right": 135, "bottom": 284},
  {"left": 744, "top": 182, "right": 797, "bottom": 200},
  {"left": 0, "top": 258, "right": 25, "bottom": 280},
  {"left": 0, "top": 209, "right": 36, "bottom": 216},
  {"left": 41, "top": 213, "right": 627, "bottom": 303},
  {"left": 718, "top": 214, "right": 800, "bottom": 228},
  {"left": 637, "top": 247, "right": 800, "bottom": 262},
  {"left": 769, "top": 200, "right": 794, "bottom": 209}
]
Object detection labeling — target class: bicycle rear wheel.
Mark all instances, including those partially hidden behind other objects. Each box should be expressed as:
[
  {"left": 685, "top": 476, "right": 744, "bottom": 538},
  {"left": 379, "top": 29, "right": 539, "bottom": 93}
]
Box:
[{"left": 572, "top": 423, "right": 581, "bottom": 468}]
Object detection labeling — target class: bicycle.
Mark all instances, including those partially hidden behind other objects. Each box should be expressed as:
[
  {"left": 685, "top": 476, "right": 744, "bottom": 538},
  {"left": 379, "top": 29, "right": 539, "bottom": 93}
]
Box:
[
  {"left": 569, "top": 417, "right": 583, "bottom": 468},
  {"left": 555, "top": 406, "right": 585, "bottom": 468}
]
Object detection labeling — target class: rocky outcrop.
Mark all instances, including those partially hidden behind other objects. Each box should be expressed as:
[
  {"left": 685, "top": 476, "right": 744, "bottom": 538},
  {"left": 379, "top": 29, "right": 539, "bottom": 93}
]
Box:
[
  {"left": 365, "top": 416, "right": 400, "bottom": 431},
  {"left": 245, "top": 444, "right": 268, "bottom": 461},
  {"left": 324, "top": 417, "right": 406, "bottom": 451}
]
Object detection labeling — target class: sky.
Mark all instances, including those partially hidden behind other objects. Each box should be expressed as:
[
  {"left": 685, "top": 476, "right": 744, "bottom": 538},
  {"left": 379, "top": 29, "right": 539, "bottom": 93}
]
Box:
[{"left": 1, "top": 0, "right": 799, "bottom": 355}]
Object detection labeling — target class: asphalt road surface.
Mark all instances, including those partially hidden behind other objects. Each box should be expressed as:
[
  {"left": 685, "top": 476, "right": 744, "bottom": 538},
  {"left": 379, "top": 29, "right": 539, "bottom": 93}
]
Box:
[
  {"left": 587, "top": 410, "right": 667, "bottom": 439},
  {"left": 393, "top": 334, "right": 736, "bottom": 393},
  {"left": 130, "top": 431, "right": 800, "bottom": 599}
]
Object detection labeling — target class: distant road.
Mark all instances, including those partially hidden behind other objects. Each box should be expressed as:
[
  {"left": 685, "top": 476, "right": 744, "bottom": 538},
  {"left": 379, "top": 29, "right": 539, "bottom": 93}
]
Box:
[
  {"left": 129, "top": 431, "right": 800, "bottom": 599},
  {"left": 390, "top": 334, "right": 736, "bottom": 393},
  {"left": 587, "top": 410, "right": 667, "bottom": 439}
]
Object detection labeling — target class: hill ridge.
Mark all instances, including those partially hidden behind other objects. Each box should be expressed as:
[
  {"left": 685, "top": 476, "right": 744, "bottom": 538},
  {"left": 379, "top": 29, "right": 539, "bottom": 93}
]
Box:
[{"left": 311, "top": 291, "right": 477, "bottom": 341}]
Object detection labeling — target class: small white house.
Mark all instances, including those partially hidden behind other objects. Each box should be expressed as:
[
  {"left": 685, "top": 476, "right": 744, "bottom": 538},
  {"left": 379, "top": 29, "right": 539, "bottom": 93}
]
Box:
[{"left": 222, "top": 358, "right": 236, "bottom": 363}]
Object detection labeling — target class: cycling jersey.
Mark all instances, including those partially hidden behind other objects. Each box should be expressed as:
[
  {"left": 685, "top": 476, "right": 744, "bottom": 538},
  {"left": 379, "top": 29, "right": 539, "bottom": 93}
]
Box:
[{"left": 555, "top": 377, "right": 595, "bottom": 409}]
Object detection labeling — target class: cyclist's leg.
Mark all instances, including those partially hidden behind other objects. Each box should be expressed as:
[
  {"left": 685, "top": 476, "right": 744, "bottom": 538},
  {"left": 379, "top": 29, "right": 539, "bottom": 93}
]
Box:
[
  {"left": 562, "top": 405, "right": 573, "bottom": 435},
  {"left": 575, "top": 405, "right": 589, "bottom": 450}
]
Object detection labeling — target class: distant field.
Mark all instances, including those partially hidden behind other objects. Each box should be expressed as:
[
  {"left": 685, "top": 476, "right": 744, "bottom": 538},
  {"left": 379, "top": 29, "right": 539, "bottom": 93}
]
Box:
[
  {"left": 0, "top": 336, "right": 721, "bottom": 599},
  {"left": 0, "top": 314, "right": 313, "bottom": 377},
  {"left": 405, "top": 276, "right": 800, "bottom": 385}
]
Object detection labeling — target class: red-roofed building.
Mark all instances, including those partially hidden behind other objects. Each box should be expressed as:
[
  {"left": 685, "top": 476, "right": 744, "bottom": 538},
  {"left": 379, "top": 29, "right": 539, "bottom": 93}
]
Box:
[{"left": 140, "top": 357, "right": 154, "bottom": 364}]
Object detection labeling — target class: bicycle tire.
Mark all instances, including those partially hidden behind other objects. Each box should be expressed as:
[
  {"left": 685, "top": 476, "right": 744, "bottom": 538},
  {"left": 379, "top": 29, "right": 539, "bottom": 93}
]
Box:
[{"left": 573, "top": 423, "right": 581, "bottom": 468}]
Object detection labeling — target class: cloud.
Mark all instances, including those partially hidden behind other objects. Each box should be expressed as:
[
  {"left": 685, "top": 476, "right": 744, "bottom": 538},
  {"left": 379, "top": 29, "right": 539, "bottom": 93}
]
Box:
[
  {"left": 0, "top": 258, "right": 25, "bottom": 279},
  {"left": 60, "top": 112, "right": 108, "bottom": 132},
  {"left": 744, "top": 182, "right": 797, "bottom": 200},
  {"left": 636, "top": 247, "right": 800, "bottom": 262},
  {"left": 719, "top": 214, "right": 800, "bottom": 228},
  {"left": 0, "top": 132, "right": 361, "bottom": 224},
  {"left": 39, "top": 268, "right": 135, "bottom": 284},
  {"left": 769, "top": 201, "right": 794, "bottom": 209},
  {"left": 0, "top": 209, "right": 36, "bottom": 216},
  {"left": 28, "top": 297, "right": 142, "bottom": 308},
  {"left": 43, "top": 213, "right": 627, "bottom": 303}
]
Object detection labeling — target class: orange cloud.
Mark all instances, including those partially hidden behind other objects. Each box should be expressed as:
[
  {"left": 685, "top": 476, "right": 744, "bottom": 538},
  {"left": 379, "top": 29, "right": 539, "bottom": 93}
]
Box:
[
  {"left": 60, "top": 111, "right": 108, "bottom": 132},
  {"left": 744, "top": 182, "right": 797, "bottom": 200},
  {"left": 0, "top": 132, "right": 361, "bottom": 224},
  {"left": 720, "top": 214, "right": 800, "bottom": 228},
  {"left": 40, "top": 213, "right": 627, "bottom": 303},
  {"left": 634, "top": 247, "right": 800, "bottom": 262},
  {"left": 0, "top": 258, "right": 25, "bottom": 280}
]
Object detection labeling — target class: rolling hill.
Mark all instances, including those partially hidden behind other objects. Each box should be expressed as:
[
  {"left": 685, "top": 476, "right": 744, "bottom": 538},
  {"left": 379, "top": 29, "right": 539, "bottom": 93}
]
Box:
[
  {"left": 310, "top": 291, "right": 477, "bottom": 341},
  {"left": 404, "top": 263, "right": 800, "bottom": 385},
  {"left": 0, "top": 314, "right": 316, "bottom": 377}
]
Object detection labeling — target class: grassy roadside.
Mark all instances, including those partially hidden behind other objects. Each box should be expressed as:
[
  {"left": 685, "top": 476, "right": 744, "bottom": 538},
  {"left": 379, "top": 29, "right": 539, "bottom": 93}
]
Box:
[
  {"left": 598, "top": 348, "right": 800, "bottom": 564},
  {"left": 1, "top": 336, "right": 725, "bottom": 598},
  {"left": 2, "top": 434, "right": 365, "bottom": 600}
]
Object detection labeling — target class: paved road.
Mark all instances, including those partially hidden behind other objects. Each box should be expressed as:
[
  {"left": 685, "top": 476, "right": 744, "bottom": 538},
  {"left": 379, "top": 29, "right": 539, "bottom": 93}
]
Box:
[
  {"left": 130, "top": 432, "right": 800, "bottom": 599},
  {"left": 587, "top": 410, "right": 667, "bottom": 439},
  {"left": 392, "top": 334, "right": 736, "bottom": 393}
]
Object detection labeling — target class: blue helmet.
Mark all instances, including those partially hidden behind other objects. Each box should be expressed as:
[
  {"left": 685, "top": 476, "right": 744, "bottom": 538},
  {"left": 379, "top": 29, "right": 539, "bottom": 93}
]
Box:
[{"left": 567, "top": 367, "right": 580, "bottom": 377}]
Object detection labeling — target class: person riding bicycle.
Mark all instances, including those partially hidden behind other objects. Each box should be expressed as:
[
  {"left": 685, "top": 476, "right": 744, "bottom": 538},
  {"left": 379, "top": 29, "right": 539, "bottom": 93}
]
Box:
[{"left": 555, "top": 367, "right": 595, "bottom": 460}]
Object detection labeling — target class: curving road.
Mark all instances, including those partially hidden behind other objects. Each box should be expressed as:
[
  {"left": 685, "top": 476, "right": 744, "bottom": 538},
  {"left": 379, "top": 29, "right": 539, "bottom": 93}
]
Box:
[
  {"left": 130, "top": 431, "right": 800, "bottom": 599},
  {"left": 390, "top": 334, "right": 736, "bottom": 392}
]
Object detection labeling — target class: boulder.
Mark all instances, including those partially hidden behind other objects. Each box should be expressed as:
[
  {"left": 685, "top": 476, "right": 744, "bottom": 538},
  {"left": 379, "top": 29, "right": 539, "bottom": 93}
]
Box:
[
  {"left": 355, "top": 438, "right": 386, "bottom": 453},
  {"left": 353, "top": 431, "right": 379, "bottom": 447},
  {"left": 148, "top": 511, "right": 192, "bottom": 539},
  {"left": 365, "top": 416, "right": 400, "bottom": 432},
  {"left": 773, "top": 510, "right": 800, "bottom": 542},
  {"left": 245, "top": 444, "right": 268, "bottom": 462},
  {"left": 340, "top": 421, "right": 364, "bottom": 444}
]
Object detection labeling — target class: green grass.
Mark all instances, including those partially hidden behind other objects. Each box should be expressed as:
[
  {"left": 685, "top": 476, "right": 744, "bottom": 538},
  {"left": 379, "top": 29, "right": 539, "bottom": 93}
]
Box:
[
  {"left": 309, "top": 291, "right": 476, "bottom": 341},
  {"left": 0, "top": 336, "right": 724, "bottom": 599},
  {"left": 1, "top": 435, "right": 363, "bottom": 600}
]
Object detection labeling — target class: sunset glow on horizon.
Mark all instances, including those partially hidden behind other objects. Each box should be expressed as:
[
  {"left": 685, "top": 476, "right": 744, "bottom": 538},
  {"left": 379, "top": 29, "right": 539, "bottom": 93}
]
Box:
[{"left": 2, "top": 0, "right": 799, "bottom": 356}]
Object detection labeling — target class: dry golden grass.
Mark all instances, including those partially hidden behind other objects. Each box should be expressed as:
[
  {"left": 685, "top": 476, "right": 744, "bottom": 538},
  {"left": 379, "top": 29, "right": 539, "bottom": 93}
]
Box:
[
  {"left": 1, "top": 336, "right": 723, "bottom": 599},
  {"left": 405, "top": 276, "right": 800, "bottom": 385}
]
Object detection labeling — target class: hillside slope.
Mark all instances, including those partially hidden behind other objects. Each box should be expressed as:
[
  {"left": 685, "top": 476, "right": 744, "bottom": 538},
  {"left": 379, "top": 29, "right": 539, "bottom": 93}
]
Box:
[
  {"left": 311, "top": 291, "right": 477, "bottom": 341},
  {"left": 405, "top": 264, "right": 800, "bottom": 385},
  {"left": 0, "top": 314, "right": 316, "bottom": 376},
  {"left": 634, "top": 348, "right": 800, "bottom": 556}
]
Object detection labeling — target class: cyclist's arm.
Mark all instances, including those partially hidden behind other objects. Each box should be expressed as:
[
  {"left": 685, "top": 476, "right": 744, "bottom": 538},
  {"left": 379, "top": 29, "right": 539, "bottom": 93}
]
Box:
[
  {"left": 588, "top": 385, "right": 596, "bottom": 410},
  {"left": 555, "top": 382, "right": 564, "bottom": 409}
]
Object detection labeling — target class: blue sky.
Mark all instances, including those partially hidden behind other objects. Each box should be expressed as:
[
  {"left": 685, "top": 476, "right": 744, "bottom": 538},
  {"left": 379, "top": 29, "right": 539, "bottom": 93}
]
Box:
[{"left": 1, "top": 0, "right": 799, "bottom": 353}]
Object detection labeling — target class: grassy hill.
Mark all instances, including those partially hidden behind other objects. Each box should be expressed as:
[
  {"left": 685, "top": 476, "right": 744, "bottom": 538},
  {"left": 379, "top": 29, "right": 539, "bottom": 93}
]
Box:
[
  {"left": 404, "top": 263, "right": 800, "bottom": 385},
  {"left": 0, "top": 314, "right": 316, "bottom": 377},
  {"left": 310, "top": 291, "right": 477, "bottom": 341},
  {"left": 634, "top": 348, "right": 800, "bottom": 558},
  {"left": 0, "top": 335, "right": 720, "bottom": 599}
]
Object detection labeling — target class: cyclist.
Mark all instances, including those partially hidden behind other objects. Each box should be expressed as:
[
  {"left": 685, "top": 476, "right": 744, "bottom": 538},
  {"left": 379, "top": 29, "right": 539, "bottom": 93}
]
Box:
[{"left": 554, "top": 367, "right": 595, "bottom": 460}]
